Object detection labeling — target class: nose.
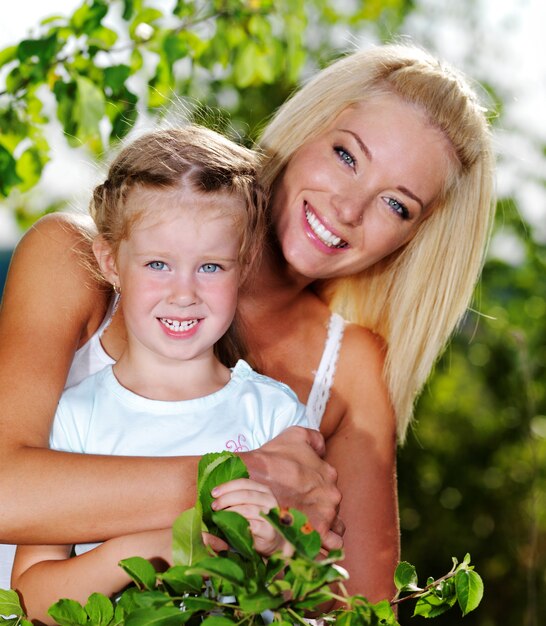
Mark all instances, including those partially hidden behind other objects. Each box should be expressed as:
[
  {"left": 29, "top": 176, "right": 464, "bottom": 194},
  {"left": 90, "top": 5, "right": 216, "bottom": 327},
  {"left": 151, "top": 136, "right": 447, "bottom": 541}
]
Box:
[
  {"left": 332, "top": 193, "right": 364, "bottom": 227},
  {"left": 168, "top": 273, "right": 200, "bottom": 307}
]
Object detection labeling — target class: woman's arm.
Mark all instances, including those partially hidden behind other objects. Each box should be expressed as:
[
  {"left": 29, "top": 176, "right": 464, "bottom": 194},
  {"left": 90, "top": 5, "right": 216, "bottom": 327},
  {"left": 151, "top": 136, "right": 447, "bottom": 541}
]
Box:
[
  {"left": 12, "top": 530, "right": 173, "bottom": 625},
  {"left": 323, "top": 326, "right": 399, "bottom": 604},
  {"left": 0, "top": 214, "right": 341, "bottom": 545}
]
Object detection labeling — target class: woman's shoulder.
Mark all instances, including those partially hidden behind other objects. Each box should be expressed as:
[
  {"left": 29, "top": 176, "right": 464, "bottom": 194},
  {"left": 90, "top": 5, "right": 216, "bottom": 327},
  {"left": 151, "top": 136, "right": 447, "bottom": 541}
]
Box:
[
  {"left": 6, "top": 211, "right": 107, "bottom": 338},
  {"left": 24, "top": 211, "right": 96, "bottom": 249},
  {"left": 323, "top": 321, "right": 396, "bottom": 439}
]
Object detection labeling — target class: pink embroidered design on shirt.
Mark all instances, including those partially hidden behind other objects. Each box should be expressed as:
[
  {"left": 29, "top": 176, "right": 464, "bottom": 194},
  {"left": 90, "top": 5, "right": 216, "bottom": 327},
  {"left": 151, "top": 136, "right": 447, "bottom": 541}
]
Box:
[{"left": 225, "top": 434, "right": 250, "bottom": 452}]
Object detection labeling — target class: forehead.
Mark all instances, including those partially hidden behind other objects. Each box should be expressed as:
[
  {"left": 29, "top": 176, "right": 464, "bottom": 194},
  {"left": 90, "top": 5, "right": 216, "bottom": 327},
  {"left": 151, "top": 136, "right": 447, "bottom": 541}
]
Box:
[{"left": 125, "top": 185, "right": 245, "bottom": 229}]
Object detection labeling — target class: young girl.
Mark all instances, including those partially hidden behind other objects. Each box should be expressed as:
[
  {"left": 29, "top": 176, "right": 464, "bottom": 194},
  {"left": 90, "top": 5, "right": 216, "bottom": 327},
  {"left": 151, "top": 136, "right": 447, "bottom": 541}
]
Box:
[{"left": 11, "top": 125, "right": 305, "bottom": 622}]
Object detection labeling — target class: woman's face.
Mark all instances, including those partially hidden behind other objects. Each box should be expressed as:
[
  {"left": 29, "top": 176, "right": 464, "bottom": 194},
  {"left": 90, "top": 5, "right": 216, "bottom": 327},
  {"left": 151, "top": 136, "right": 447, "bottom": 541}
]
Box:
[{"left": 271, "top": 95, "right": 454, "bottom": 280}]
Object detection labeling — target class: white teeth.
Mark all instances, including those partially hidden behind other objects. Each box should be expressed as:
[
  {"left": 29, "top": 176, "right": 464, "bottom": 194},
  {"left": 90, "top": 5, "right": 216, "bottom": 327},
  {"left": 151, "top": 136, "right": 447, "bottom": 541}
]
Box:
[
  {"left": 305, "top": 209, "right": 347, "bottom": 248},
  {"left": 160, "top": 318, "right": 198, "bottom": 332}
]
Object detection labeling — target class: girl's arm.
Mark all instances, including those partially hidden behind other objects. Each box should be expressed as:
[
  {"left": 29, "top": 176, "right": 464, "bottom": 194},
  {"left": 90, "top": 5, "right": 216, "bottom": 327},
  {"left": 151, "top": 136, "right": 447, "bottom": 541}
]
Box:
[
  {"left": 11, "top": 530, "right": 173, "bottom": 625},
  {"left": 0, "top": 214, "right": 341, "bottom": 545},
  {"left": 323, "top": 326, "right": 400, "bottom": 604}
]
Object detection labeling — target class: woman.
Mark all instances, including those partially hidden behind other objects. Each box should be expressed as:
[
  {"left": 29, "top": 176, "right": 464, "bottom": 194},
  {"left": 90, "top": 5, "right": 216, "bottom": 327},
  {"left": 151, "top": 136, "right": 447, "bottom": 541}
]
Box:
[{"left": 0, "top": 43, "right": 494, "bottom": 602}]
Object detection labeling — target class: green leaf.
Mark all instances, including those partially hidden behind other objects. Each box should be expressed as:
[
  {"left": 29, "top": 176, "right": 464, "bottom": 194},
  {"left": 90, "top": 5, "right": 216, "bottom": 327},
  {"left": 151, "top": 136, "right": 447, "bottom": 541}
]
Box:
[
  {"left": 197, "top": 453, "right": 248, "bottom": 529},
  {"left": 119, "top": 556, "right": 158, "bottom": 590},
  {"left": 124, "top": 606, "right": 192, "bottom": 626},
  {"left": 180, "top": 596, "right": 218, "bottom": 611},
  {"left": 200, "top": 617, "right": 236, "bottom": 626},
  {"left": 47, "top": 598, "right": 88, "bottom": 626},
  {"left": 455, "top": 569, "right": 484, "bottom": 616},
  {"left": 16, "top": 146, "right": 46, "bottom": 191},
  {"left": 84, "top": 593, "right": 114, "bottom": 626},
  {"left": 266, "top": 507, "right": 321, "bottom": 559},
  {"left": 75, "top": 76, "right": 105, "bottom": 147},
  {"left": 211, "top": 510, "right": 256, "bottom": 560},
  {"left": 393, "top": 561, "right": 418, "bottom": 591},
  {"left": 0, "top": 144, "right": 22, "bottom": 196},
  {"left": 413, "top": 592, "right": 454, "bottom": 619},
  {"left": 371, "top": 599, "right": 397, "bottom": 624},
  {"left": 172, "top": 505, "right": 209, "bottom": 566},
  {"left": 0, "top": 45, "right": 17, "bottom": 69},
  {"left": 160, "top": 565, "right": 203, "bottom": 594},
  {"left": 237, "top": 591, "right": 284, "bottom": 613},
  {"left": 0, "top": 589, "right": 25, "bottom": 618},
  {"left": 187, "top": 556, "right": 245, "bottom": 585}
]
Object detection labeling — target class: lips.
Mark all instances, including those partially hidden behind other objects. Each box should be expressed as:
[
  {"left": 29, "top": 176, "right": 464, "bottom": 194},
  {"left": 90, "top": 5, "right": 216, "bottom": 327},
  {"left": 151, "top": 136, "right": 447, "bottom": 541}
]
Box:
[{"left": 304, "top": 203, "right": 348, "bottom": 249}]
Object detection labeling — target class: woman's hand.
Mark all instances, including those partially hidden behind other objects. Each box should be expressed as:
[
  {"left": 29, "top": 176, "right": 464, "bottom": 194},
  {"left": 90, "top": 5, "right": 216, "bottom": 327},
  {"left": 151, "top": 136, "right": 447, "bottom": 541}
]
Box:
[
  {"left": 211, "top": 478, "right": 292, "bottom": 556},
  {"left": 240, "top": 426, "right": 343, "bottom": 550}
]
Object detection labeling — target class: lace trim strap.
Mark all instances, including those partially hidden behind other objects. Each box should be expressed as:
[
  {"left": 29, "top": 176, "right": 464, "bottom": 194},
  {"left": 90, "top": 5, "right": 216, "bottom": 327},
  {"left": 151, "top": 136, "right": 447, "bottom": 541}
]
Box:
[{"left": 305, "top": 313, "right": 346, "bottom": 430}]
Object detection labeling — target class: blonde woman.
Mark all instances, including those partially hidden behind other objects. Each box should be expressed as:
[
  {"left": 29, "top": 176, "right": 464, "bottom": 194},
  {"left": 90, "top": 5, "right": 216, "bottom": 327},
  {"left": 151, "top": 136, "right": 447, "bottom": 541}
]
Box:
[{"left": 0, "top": 43, "right": 494, "bottom": 602}]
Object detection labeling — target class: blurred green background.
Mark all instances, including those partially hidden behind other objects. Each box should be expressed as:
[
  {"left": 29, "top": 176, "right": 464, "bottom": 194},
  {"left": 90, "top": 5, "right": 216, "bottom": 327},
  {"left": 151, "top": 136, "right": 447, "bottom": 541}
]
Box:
[{"left": 0, "top": 1, "right": 544, "bottom": 624}]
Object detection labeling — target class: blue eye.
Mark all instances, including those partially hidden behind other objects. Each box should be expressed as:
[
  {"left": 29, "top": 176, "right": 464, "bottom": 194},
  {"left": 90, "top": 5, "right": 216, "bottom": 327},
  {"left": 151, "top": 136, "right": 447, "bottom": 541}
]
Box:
[
  {"left": 199, "top": 263, "right": 221, "bottom": 273},
  {"left": 147, "top": 260, "right": 168, "bottom": 271},
  {"left": 334, "top": 146, "right": 356, "bottom": 168},
  {"left": 383, "top": 197, "right": 410, "bottom": 220}
]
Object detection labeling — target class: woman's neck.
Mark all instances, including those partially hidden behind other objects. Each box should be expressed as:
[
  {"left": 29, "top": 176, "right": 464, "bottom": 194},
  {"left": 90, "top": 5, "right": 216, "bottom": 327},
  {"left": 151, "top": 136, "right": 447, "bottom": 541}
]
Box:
[{"left": 241, "top": 236, "right": 315, "bottom": 316}]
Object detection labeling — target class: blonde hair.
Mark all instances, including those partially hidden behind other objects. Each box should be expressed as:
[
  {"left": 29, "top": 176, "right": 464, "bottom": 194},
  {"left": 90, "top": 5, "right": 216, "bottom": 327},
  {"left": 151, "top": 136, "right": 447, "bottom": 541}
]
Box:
[
  {"left": 259, "top": 44, "right": 495, "bottom": 441},
  {"left": 90, "top": 125, "right": 267, "bottom": 367}
]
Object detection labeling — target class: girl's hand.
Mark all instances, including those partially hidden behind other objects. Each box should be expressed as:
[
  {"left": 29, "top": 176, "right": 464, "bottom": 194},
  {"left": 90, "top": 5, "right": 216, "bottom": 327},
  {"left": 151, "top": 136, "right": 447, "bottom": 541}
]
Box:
[{"left": 211, "top": 479, "right": 292, "bottom": 556}]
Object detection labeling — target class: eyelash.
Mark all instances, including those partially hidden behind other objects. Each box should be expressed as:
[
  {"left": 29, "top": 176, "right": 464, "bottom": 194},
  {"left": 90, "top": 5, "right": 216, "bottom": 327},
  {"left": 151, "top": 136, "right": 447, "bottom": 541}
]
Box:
[
  {"left": 382, "top": 196, "right": 410, "bottom": 220},
  {"left": 334, "top": 145, "right": 356, "bottom": 168}
]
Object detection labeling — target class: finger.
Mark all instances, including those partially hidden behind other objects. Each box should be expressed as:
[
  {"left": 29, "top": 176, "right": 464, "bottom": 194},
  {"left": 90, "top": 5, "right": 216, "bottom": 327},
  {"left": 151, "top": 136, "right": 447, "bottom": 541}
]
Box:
[
  {"left": 202, "top": 533, "right": 229, "bottom": 553},
  {"left": 321, "top": 529, "right": 344, "bottom": 551},
  {"left": 331, "top": 515, "right": 346, "bottom": 537},
  {"left": 221, "top": 502, "right": 274, "bottom": 520},
  {"left": 302, "top": 427, "right": 326, "bottom": 457},
  {"left": 212, "top": 489, "right": 277, "bottom": 512},
  {"left": 212, "top": 478, "right": 273, "bottom": 497}
]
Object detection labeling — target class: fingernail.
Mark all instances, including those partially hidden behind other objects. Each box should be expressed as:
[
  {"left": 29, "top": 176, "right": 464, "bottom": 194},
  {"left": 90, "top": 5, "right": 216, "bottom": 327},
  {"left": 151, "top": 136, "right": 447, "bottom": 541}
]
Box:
[{"left": 211, "top": 487, "right": 219, "bottom": 496}]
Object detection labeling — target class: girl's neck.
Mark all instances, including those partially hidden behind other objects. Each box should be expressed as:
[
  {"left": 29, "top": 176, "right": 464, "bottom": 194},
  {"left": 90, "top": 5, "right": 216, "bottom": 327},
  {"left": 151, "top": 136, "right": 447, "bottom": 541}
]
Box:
[{"left": 113, "top": 348, "right": 231, "bottom": 402}]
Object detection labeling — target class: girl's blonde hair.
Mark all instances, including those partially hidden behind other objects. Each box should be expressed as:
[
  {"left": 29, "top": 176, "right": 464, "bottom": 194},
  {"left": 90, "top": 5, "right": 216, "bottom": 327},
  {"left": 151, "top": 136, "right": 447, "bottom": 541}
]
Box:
[
  {"left": 259, "top": 44, "right": 495, "bottom": 441},
  {"left": 90, "top": 125, "right": 267, "bottom": 367}
]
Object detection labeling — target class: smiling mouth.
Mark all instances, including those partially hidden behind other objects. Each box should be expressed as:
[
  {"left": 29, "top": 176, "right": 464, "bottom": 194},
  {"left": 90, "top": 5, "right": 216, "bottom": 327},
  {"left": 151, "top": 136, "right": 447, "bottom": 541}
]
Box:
[
  {"left": 159, "top": 318, "right": 199, "bottom": 332},
  {"left": 304, "top": 205, "right": 348, "bottom": 249}
]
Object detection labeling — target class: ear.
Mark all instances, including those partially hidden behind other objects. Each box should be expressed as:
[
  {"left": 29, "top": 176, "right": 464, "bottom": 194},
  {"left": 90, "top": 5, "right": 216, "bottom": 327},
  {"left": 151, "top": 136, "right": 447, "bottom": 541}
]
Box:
[{"left": 92, "top": 235, "right": 120, "bottom": 286}]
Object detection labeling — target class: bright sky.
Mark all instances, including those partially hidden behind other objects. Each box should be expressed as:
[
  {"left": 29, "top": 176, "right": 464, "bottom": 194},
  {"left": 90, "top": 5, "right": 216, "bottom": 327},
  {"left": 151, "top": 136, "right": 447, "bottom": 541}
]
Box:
[{"left": 1, "top": 0, "right": 545, "bottom": 252}]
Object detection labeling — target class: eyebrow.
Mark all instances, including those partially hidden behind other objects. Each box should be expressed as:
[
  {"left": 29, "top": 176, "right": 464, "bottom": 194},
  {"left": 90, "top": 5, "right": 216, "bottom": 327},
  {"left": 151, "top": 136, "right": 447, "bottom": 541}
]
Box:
[
  {"left": 398, "top": 186, "right": 424, "bottom": 211},
  {"left": 340, "top": 129, "right": 371, "bottom": 160},
  {"left": 340, "top": 129, "right": 425, "bottom": 211}
]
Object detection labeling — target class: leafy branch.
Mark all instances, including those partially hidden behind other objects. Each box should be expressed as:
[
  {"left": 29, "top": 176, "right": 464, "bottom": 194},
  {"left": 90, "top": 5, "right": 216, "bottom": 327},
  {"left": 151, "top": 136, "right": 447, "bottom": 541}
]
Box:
[{"left": 0, "top": 452, "right": 484, "bottom": 626}]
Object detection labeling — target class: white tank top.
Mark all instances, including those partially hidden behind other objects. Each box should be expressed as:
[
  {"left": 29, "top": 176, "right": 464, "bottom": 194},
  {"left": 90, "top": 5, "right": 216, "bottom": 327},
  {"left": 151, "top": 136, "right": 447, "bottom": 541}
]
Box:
[{"left": 306, "top": 313, "right": 346, "bottom": 430}]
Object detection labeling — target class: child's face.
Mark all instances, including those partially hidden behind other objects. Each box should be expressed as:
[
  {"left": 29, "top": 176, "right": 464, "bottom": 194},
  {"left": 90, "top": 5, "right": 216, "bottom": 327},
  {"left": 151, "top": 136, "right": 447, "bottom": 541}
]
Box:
[{"left": 114, "top": 187, "right": 242, "bottom": 367}]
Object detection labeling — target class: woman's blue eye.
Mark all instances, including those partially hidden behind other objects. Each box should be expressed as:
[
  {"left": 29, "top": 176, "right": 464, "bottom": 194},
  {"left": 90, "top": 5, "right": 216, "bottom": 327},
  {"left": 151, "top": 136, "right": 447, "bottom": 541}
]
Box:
[
  {"left": 383, "top": 197, "right": 410, "bottom": 220},
  {"left": 147, "top": 261, "right": 168, "bottom": 271},
  {"left": 199, "top": 263, "right": 220, "bottom": 273},
  {"left": 334, "top": 146, "right": 356, "bottom": 167}
]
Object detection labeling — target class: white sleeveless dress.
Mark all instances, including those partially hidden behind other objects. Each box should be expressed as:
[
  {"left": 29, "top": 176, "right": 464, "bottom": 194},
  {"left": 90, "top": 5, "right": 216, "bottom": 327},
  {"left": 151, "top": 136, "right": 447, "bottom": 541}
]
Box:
[{"left": 0, "top": 304, "right": 345, "bottom": 591}]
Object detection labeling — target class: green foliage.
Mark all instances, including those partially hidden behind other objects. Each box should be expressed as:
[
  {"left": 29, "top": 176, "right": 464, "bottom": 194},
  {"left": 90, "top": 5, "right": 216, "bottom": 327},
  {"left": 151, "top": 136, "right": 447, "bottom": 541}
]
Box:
[
  {"left": 1, "top": 453, "right": 483, "bottom": 626},
  {"left": 398, "top": 197, "right": 546, "bottom": 624},
  {"left": 0, "top": 0, "right": 411, "bottom": 216}
]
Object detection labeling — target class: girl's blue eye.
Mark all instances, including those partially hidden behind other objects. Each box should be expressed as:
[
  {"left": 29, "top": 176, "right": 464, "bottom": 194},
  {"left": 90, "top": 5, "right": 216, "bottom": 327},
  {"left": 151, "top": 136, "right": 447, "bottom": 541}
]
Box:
[
  {"left": 199, "top": 263, "right": 220, "bottom": 273},
  {"left": 334, "top": 146, "right": 356, "bottom": 167},
  {"left": 147, "top": 260, "right": 168, "bottom": 271},
  {"left": 383, "top": 196, "right": 410, "bottom": 220}
]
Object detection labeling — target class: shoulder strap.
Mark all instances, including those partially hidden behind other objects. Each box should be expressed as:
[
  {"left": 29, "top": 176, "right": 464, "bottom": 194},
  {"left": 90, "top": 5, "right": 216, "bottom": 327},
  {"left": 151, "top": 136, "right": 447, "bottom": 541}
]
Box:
[{"left": 305, "top": 313, "right": 346, "bottom": 430}]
